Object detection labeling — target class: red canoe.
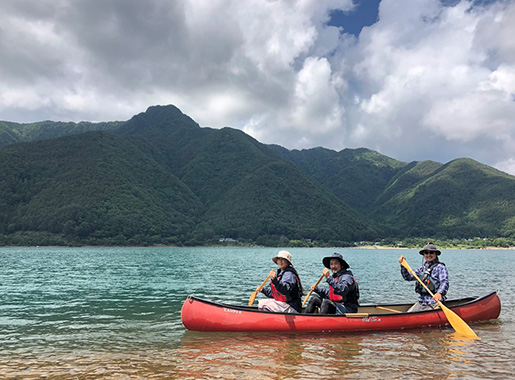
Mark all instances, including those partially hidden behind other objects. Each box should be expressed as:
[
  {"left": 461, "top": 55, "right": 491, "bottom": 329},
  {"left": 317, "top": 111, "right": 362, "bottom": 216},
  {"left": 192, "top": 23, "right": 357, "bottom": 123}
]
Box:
[{"left": 181, "top": 291, "right": 501, "bottom": 333}]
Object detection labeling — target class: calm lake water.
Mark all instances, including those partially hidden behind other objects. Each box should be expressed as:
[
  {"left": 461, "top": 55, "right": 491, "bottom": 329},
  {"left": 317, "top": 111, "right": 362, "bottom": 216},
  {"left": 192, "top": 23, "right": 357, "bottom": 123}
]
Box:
[{"left": 0, "top": 246, "right": 513, "bottom": 379}]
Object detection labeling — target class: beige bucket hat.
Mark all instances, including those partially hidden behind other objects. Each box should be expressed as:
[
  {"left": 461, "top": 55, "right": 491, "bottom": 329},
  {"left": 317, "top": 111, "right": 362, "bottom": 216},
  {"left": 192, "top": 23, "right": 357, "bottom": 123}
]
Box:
[{"left": 272, "top": 250, "right": 293, "bottom": 265}]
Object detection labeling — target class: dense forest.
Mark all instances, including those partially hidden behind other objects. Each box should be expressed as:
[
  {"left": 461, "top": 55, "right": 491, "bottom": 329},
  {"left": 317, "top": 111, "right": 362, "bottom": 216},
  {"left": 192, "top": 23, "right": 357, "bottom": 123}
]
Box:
[{"left": 1, "top": 105, "right": 514, "bottom": 247}]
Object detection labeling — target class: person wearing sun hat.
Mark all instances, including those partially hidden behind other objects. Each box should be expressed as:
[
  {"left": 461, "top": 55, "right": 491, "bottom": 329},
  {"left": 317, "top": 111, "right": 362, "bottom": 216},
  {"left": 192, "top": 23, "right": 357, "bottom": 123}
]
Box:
[
  {"left": 304, "top": 252, "right": 360, "bottom": 314},
  {"left": 258, "top": 250, "right": 304, "bottom": 313},
  {"left": 398, "top": 242, "right": 449, "bottom": 312}
]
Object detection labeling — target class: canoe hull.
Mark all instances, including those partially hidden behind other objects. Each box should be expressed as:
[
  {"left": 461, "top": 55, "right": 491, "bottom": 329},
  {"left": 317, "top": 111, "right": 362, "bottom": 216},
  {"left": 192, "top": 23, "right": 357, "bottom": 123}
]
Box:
[{"left": 181, "top": 291, "right": 501, "bottom": 333}]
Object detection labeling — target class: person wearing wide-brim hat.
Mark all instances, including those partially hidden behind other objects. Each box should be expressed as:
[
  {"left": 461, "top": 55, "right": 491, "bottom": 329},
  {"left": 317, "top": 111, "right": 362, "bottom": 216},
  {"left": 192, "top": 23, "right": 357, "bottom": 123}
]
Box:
[
  {"left": 398, "top": 242, "right": 449, "bottom": 312},
  {"left": 258, "top": 250, "right": 304, "bottom": 313},
  {"left": 305, "top": 252, "right": 360, "bottom": 314}
]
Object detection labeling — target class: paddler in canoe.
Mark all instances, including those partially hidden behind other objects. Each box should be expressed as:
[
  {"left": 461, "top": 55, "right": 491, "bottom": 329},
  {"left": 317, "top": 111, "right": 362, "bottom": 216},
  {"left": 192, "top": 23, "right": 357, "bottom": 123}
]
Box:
[
  {"left": 304, "top": 252, "right": 360, "bottom": 314},
  {"left": 256, "top": 250, "right": 304, "bottom": 313},
  {"left": 399, "top": 242, "right": 449, "bottom": 312}
]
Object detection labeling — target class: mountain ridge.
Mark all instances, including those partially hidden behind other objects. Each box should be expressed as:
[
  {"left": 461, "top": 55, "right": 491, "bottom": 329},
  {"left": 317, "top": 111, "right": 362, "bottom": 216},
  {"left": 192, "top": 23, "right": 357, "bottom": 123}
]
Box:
[{"left": 1, "top": 104, "right": 513, "bottom": 246}]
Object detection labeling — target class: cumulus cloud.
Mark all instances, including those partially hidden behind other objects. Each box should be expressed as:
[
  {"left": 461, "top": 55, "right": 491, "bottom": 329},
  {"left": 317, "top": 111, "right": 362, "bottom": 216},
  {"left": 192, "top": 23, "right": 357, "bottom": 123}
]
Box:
[
  {"left": 0, "top": 0, "right": 514, "bottom": 175},
  {"left": 342, "top": 0, "right": 515, "bottom": 172}
]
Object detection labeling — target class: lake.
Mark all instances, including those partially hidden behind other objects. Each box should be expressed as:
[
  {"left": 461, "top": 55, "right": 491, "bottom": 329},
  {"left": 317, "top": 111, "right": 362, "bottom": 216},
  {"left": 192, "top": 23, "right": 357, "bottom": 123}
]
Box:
[{"left": 0, "top": 246, "right": 513, "bottom": 379}]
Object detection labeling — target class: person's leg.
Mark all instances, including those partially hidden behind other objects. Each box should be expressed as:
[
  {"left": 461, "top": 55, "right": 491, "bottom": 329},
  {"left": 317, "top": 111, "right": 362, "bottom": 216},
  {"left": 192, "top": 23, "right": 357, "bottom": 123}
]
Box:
[
  {"left": 334, "top": 303, "right": 352, "bottom": 315},
  {"left": 258, "top": 299, "right": 295, "bottom": 313},
  {"left": 258, "top": 299, "right": 275, "bottom": 311},
  {"left": 320, "top": 299, "right": 337, "bottom": 314},
  {"left": 305, "top": 296, "right": 322, "bottom": 313},
  {"left": 408, "top": 302, "right": 436, "bottom": 312}
]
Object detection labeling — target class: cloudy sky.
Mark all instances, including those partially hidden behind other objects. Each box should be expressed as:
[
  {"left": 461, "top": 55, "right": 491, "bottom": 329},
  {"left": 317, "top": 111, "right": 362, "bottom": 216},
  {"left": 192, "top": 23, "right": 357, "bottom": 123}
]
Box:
[{"left": 1, "top": 0, "right": 515, "bottom": 174}]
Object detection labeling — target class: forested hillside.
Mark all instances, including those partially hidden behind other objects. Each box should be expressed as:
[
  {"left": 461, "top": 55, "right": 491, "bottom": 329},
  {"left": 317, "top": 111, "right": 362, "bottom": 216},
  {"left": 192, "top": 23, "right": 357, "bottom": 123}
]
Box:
[
  {"left": 0, "top": 131, "right": 203, "bottom": 246},
  {"left": 0, "top": 120, "right": 122, "bottom": 146},
  {"left": 1, "top": 104, "right": 514, "bottom": 246}
]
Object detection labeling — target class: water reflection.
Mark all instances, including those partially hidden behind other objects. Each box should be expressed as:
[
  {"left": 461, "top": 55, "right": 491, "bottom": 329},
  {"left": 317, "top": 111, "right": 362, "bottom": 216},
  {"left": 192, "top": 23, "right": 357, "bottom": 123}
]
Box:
[
  {"left": 175, "top": 331, "right": 366, "bottom": 379},
  {"left": 172, "top": 324, "right": 513, "bottom": 380},
  {"left": 442, "top": 333, "right": 478, "bottom": 364},
  {"left": 0, "top": 325, "right": 513, "bottom": 379}
]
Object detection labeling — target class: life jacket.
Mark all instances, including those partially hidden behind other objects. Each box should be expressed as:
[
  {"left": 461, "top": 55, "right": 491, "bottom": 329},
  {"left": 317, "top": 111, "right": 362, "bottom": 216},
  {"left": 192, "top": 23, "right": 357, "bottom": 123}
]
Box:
[
  {"left": 270, "top": 282, "right": 287, "bottom": 302},
  {"left": 329, "top": 278, "right": 343, "bottom": 302},
  {"left": 415, "top": 261, "right": 445, "bottom": 296},
  {"left": 329, "top": 272, "right": 360, "bottom": 305},
  {"left": 270, "top": 267, "right": 300, "bottom": 303}
]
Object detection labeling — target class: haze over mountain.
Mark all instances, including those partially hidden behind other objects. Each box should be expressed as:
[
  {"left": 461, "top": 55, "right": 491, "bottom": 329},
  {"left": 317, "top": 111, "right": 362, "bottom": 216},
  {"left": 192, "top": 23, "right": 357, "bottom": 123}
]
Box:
[{"left": 1, "top": 105, "right": 514, "bottom": 246}]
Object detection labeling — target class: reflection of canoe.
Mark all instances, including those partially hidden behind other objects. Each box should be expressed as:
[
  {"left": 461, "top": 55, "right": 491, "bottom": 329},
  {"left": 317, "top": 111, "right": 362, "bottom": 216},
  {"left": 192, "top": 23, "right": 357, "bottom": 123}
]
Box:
[{"left": 181, "top": 291, "right": 501, "bottom": 333}]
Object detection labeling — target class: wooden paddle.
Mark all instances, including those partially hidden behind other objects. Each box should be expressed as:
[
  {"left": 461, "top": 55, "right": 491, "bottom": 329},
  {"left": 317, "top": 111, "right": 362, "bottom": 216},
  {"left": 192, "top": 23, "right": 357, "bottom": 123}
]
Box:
[
  {"left": 302, "top": 273, "right": 325, "bottom": 307},
  {"left": 376, "top": 306, "right": 402, "bottom": 313},
  {"left": 248, "top": 274, "right": 272, "bottom": 306},
  {"left": 400, "top": 259, "right": 479, "bottom": 339}
]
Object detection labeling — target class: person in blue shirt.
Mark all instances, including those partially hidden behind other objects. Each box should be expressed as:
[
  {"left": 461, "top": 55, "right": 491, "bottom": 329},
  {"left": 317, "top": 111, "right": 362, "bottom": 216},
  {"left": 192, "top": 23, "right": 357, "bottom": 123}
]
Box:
[
  {"left": 258, "top": 250, "right": 303, "bottom": 313},
  {"left": 304, "top": 252, "right": 360, "bottom": 314},
  {"left": 399, "top": 242, "right": 449, "bottom": 312}
]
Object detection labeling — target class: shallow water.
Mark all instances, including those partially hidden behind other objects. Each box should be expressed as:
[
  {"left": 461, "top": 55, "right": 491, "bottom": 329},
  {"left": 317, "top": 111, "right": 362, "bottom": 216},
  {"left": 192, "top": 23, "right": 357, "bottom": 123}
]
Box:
[{"left": 0, "top": 247, "right": 513, "bottom": 379}]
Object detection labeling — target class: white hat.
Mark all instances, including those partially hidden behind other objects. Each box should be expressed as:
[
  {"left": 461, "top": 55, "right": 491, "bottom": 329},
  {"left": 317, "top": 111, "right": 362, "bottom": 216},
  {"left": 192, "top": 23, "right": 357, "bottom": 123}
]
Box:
[{"left": 272, "top": 250, "right": 292, "bottom": 265}]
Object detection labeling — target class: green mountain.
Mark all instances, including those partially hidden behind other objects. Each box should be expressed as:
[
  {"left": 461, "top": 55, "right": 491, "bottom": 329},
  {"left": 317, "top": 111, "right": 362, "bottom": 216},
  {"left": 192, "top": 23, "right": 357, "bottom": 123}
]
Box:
[
  {"left": 0, "top": 131, "right": 203, "bottom": 246},
  {"left": 0, "top": 104, "right": 514, "bottom": 246},
  {"left": 371, "top": 158, "right": 515, "bottom": 238},
  {"left": 273, "top": 145, "right": 515, "bottom": 239},
  {"left": 270, "top": 146, "right": 406, "bottom": 213},
  {"left": 114, "top": 106, "right": 377, "bottom": 243},
  {"left": 0, "top": 120, "right": 122, "bottom": 146},
  {"left": 0, "top": 106, "right": 378, "bottom": 246}
]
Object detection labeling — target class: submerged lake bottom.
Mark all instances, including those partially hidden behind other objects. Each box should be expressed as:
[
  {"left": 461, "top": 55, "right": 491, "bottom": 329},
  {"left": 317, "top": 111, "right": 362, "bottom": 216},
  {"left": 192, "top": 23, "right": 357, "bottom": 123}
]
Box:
[
  {"left": 1, "top": 325, "right": 512, "bottom": 380},
  {"left": 0, "top": 247, "right": 514, "bottom": 379}
]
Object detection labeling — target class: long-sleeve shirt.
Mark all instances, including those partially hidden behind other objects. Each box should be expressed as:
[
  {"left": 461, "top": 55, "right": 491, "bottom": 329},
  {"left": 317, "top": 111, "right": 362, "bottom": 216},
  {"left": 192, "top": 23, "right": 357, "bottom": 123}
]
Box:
[{"left": 401, "top": 259, "right": 449, "bottom": 305}]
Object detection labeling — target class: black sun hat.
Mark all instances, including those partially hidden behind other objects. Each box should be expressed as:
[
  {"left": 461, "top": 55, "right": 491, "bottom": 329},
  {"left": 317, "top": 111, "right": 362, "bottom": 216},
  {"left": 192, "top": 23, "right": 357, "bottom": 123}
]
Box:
[
  {"left": 419, "top": 242, "right": 441, "bottom": 256},
  {"left": 322, "top": 252, "right": 349, "bottom": 269}
]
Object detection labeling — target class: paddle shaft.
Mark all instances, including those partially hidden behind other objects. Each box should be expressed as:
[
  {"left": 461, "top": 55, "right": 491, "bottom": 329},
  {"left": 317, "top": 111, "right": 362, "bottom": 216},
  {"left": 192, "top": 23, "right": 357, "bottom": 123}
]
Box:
[
  {"left": 376, "top": 306, "right": 401, "bottom": 313},
  {"left": 400, "top": 259, "right": 478, "bottom": 338},
  {"left": 248, "top": 274, "right": 272, "bottom": 306},
  {"left": 302, "top": 273, "right": 325, "bottom": 307}
]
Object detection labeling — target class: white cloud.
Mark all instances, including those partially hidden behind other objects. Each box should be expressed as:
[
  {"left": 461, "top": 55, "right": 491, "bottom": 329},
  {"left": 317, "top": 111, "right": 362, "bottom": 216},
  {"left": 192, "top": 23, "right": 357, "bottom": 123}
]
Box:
[
  {"left": 341, "top": 0, "right": 515, "bottom": 173},
  {"left": 495, "top": 158, "right": 515, "bottom": 177},
  {"left": 0, "top": 0, "right": 515, "bottom": 175}
]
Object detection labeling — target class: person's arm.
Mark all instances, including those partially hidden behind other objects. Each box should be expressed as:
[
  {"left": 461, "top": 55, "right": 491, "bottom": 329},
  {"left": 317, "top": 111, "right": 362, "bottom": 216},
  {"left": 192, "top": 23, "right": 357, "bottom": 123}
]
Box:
[
  {"left": 261, "top": 286, "right": 273, "bottom": 298},
  {"left": 314, "top": 286, "right": 329, "bottom": 299},
  {"left": 399, "top": 258, "right": 423, "bottom": 281},
  {"left": 399, "top": 256, "right": 416, "bottom": 280},
  {"left": 272, "top": 271, "right": 296, "bottom": 295},
  {"left": 259, "top": 269, "right": 276, "bottom": 298},
  {"left": 433, "top": 264, "right": 449, "bottom": 301},
  {"left": 400, "top": 266, "right": 416, "bottom": 280}
]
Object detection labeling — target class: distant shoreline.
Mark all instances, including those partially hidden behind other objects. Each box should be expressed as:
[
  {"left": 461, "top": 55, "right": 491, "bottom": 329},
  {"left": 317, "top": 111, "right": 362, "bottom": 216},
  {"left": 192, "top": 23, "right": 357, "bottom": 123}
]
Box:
[
  {"left": 356, "top": 245, "right": 515, "bottom": 250},
  {"left": 2, "top": 244, "right": 514, "bottom": 250}
]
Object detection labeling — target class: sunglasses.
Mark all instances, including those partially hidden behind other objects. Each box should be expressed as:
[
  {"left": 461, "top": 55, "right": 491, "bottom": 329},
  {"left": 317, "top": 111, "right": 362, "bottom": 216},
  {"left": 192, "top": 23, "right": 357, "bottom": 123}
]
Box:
[{"left": 423, "top": 251, "right": 436, "bottom": 255}]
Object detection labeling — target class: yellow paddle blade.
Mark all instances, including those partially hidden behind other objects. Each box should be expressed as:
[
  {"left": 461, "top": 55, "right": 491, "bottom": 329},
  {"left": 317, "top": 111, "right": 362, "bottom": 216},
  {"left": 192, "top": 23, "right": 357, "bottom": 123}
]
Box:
[
  {"left": 438, "top": 302, "right": 479, "bottom": 339},
  {"left": 248, "top": 274, "right": 272, "bottom": 306},
  {"left": 248, "top": 291, "right": 258, "bottom": 306}
]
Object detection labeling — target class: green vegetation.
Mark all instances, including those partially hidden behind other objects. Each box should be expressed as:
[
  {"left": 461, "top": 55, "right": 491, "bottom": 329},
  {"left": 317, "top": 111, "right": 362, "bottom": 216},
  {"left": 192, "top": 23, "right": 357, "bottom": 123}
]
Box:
[
  {"left": 0, "top": 104, "right": 514, "bottom": 247},
  {"left": 368, "top": 237, "right": 515, "bottom": 250},
  {"left": 0, "top": 120, "right": 122, "bottom": 147}
]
